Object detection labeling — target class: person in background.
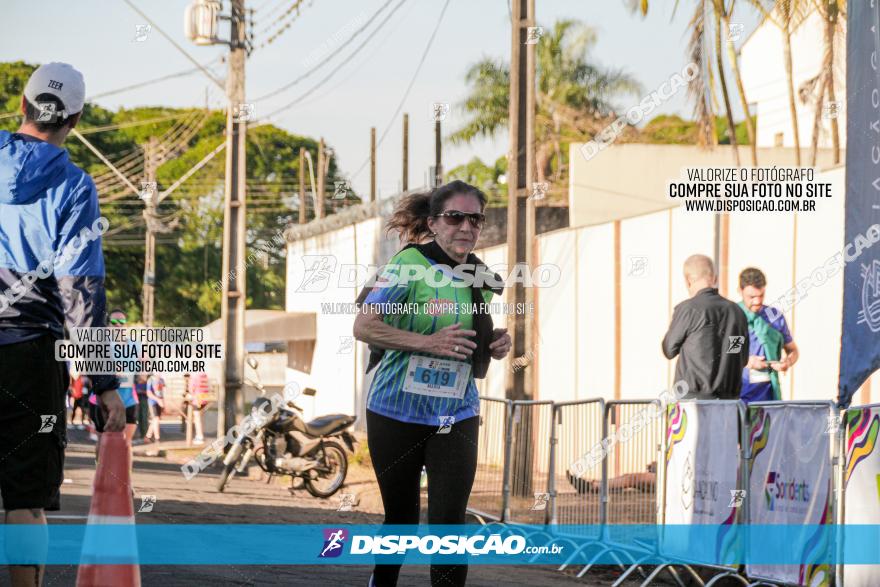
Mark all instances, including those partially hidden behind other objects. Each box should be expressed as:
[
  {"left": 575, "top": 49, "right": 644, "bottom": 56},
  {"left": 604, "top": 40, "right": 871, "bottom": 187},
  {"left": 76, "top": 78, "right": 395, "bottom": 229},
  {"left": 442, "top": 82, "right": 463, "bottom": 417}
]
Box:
[
  {"left": 134, "top": 373, "right": 150, "bottom": 441},
  {"left": 662, "top": 254, "right": 750, "bottom": 399},
  {"left": 187, "top": 371, "right": 210, "bottom": 445},
  {"left": 144, "top": 372, "right": 165, "bottom": 442},
  {"left": 67, "top": 370, "right": 90, "bottom": 429},
  {"left": 737, "top": 267, "right": 799, "bottom": 403},
  {"left": 79, "top": 376, "right": 92, "bottom": 428},
  {"left": 89, "top": 309, "right": 139, "bottom": 455},
  {"left": 67, "top": 371, "right": 82, "bottom": 428},
  {"left": 180, "top": 373, "right": 191, "bottom": 433}
]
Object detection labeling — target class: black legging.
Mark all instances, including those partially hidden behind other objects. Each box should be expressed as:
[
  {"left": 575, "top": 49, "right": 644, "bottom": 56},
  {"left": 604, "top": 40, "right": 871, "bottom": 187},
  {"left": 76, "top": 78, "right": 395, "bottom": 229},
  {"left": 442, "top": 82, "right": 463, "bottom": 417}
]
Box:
[{"left": 366, "top": 409, "right": 479, "bottom": 587}]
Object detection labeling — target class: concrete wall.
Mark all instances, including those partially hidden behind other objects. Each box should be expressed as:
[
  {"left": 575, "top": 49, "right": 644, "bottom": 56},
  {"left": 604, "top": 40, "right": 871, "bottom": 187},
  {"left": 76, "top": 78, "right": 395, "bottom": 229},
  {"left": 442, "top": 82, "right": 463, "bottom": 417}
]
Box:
[
  {"left": 567, "top": 143, "right": 842, "bottom": 229},
  {"left": 477, "top": 205, "right": 569, "bottom": 248},
  {"left": 284, "top": 215, "right": 402, "bottom": 429},
  {"left": 538, "top": 165, "right": 854, "bottom": 403}
]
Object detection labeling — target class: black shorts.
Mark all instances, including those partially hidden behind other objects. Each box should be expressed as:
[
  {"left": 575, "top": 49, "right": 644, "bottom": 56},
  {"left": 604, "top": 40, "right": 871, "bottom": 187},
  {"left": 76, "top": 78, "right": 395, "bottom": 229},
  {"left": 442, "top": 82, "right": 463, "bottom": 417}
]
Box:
[
  {"left": 90, "top": 403, "right": 138, "bottom": 433},
  {"left": 0, "top": 335, "right": 67, "bottom": 511}
]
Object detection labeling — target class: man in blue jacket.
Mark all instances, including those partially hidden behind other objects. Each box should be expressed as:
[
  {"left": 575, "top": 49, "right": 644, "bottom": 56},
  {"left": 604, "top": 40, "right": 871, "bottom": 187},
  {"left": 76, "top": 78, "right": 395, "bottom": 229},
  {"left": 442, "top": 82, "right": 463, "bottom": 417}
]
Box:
[{"left": 0, "top": 62, "right": 124, "bottom": 586}]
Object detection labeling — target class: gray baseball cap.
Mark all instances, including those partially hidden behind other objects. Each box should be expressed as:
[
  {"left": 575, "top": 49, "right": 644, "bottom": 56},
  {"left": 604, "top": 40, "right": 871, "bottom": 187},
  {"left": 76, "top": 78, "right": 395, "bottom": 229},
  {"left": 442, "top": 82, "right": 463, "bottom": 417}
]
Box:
[{"left": 23, "top": 62, "right": 86, "bottom": 119}]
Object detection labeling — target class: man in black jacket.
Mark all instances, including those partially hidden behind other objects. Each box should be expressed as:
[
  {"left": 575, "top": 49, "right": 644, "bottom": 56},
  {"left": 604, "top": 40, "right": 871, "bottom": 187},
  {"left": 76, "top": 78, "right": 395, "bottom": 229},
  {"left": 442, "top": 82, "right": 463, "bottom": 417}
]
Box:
[{"left": 662, "top": 254, "right": 749, "bottom": 399}]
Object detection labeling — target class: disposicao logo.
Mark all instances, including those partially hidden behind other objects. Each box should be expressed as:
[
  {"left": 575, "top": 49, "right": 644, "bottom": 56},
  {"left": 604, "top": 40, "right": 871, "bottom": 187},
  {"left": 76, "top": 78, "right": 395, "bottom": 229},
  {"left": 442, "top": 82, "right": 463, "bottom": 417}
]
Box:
[{"left": 319, "top": 528, "right": 348, "bottom": 558}]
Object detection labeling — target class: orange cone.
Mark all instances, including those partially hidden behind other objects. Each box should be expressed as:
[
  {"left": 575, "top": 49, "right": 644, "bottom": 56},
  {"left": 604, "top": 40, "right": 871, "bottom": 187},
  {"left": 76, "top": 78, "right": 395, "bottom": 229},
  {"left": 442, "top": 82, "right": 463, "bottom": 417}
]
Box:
[{"left": 76, "top": 431, "right": 141, "bottom": 587}]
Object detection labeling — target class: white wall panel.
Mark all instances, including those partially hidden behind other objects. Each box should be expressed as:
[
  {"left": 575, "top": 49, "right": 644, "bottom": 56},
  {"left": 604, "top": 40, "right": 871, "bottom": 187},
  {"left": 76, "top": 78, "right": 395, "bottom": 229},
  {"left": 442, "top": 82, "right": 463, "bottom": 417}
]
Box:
[{"left": 620, "top": 211, "right": 671, "bottom": 399}]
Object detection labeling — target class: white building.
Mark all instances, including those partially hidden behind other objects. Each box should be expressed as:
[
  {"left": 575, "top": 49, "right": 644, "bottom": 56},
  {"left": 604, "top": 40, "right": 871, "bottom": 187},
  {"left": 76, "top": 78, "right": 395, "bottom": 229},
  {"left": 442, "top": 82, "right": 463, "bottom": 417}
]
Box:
[{"left": 740, "top": 7, "right": 846, "bottom": 149}]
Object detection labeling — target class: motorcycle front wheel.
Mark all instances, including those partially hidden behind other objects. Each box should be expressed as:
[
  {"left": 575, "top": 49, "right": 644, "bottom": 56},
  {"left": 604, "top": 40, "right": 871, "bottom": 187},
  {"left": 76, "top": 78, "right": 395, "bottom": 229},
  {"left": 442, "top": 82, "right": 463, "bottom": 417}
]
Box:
[
  {"left": 217, "top": 462, "right": 236, "bottom": 492},
  {"left": 304, "top": 440, "right": 348, "bottom": 498},
  {"left": 217, "top": 442, "right": 245, "bottom": 492}
]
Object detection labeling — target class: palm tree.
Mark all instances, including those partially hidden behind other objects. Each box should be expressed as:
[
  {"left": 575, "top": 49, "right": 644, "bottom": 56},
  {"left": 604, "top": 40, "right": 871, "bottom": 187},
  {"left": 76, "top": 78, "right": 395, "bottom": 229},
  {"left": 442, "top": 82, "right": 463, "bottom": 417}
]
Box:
[
  {"left": 800, "top": 0, "right": 844, "bottom": 165},
  {"left": 750, "top": 0, "right": 812, "bottom": 166},
  {"left": 450, "top": 19, "right": 642, "bottom": 187},
  {"left": 626, "top": 0, "right": 749, "bottom": 164},
  {"left": 711, "top": 1, "right": 743, "bottom": 165},
  {"left": 684, "top": 0, "right": 718, "bottom": 147},
  {"left": 718, "top": 0, "right": 758, "bottom": 164},
  {"left": 821, "top": 0, "right": 843, "bottom": 165}
]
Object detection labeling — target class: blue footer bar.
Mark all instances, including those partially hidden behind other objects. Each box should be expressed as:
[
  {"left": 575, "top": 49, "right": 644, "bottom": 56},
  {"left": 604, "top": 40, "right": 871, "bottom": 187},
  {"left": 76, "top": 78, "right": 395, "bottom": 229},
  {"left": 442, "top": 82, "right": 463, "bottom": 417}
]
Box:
[{"left": 0, "top": 524, "right": 877, "bottom": 565}]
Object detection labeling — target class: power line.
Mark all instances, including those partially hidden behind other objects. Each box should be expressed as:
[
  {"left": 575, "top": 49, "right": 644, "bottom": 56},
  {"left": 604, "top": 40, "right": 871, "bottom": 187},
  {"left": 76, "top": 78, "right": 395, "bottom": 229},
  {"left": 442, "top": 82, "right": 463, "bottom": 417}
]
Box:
[
  {"left": 92, "top": 110, "right": 206, "bottom": 187},
  {"left": 79, "top": 112, "right": 191, "bottom": 135},
  {"left": 254, "top": 0, "right": 284, "bottom": 13},
  {"left": 258, "top": 0, "right": 409, "bottom": 120},
  {"left": 99, "top": 123, "right": 220, "bottom": 202},
  {"left": 121, "top": 0, "right": 225, "bottom": 91},
  {"left": 255, "top": 0, "right": 297, "bottom": 21},
  {"left": 256, "top": 0, "right": 308, "bottom": 35},
  {"left": 286, "top": 0, "right": 418, "bottom": 110},
  {"left": 87, "top": 58, "right": 223, "bottom": 100},
  {"left": 351, "top": 0, "right": 451, "bottom": 181},
  {"left": 254, "top": 1, "right": 314, "bottom": 51},
  {"left": 251, "top": 0, "right": 398, "bottom": 102}
]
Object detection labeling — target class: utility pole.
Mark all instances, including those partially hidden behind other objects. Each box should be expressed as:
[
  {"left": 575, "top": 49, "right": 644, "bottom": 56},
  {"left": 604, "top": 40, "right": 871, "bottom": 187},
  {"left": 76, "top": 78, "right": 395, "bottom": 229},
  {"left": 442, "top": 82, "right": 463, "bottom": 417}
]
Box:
[
  {"left": 299, "top": 147, "right": 306, "bottom": 224},
  {"left": 219, "top": 0, "right": 248, "bottom": 434},
  {"left": 370, "top": 127, "right": 376, "bottom": 202},
  {"left": 506, "top": 0, "right": 537, "bottom": 504},
  {"left": 402, "top": 113, "right": 409, "bottom": 192},
  {"left": 316, "top": 138, "right": 325, "bottom": 219},
  {"left": 434, "top": 119, "right": 443, "bottom": 187},
  {"left": 142, "top": 138, "right": 159, "bottom": 327},
  {"left": 506, "top": 0, "right": 535, "bottom": 402}
]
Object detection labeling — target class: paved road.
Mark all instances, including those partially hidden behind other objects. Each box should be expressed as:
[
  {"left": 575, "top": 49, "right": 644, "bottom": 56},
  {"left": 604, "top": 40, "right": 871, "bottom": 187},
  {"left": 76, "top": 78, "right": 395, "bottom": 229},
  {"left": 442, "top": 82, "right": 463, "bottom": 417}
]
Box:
[{"left": 28, "top": 428, "right": 642, "bottom": 587}]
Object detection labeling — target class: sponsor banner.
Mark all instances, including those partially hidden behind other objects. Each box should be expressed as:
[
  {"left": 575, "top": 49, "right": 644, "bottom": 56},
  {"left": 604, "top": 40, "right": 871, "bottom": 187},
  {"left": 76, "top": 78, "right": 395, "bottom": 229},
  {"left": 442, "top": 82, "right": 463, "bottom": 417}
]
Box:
[
  {"left": 838, "top": 0, "right": 880, "bottom": 405},
  {"left": 747, "top": 405, "right": 833, "bottom": 586},
  {"left": 843, "top": 406, "right": 880, "bottom": 586},
  {"left": 2, "top": 524, "right": 880, "bottom": 565},
  {"left": 662, "top": 402, "right": 741, "bottom": 565}
]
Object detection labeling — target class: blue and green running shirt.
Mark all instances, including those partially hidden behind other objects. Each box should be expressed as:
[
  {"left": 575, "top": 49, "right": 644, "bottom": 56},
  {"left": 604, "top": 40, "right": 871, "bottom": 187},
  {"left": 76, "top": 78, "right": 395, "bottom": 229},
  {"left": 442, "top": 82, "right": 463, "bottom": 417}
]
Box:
[{"left": 363, "top": 247, "right": 494, "bottom": 425}]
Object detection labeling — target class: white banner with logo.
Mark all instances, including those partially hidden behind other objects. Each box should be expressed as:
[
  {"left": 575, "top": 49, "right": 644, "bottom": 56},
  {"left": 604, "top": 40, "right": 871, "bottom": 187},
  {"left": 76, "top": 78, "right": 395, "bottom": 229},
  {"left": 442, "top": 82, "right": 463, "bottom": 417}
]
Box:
[
  {"left": 843, "top": 405, "right": 880, "bottom": 587},
  {"left": 662, "top": 401, "right": 741, "bottom": 563},
  {"left": 747, "top": 404, "right": 832, "bottom": 586}
]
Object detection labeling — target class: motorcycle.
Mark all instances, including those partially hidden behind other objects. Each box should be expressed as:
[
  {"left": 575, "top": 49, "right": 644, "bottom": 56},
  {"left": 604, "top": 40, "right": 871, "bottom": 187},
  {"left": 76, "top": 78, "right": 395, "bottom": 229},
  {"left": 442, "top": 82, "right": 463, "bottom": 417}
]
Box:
[{"left": 216, "top": 357, "right": 357, "bottom": 497}]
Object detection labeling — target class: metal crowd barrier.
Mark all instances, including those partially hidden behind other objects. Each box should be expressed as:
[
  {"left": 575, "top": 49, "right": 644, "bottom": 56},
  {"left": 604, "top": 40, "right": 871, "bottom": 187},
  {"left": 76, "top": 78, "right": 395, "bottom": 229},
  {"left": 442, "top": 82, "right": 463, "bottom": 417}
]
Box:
[
  {"left": 505, "top": 400, "right": 555, "bottom": 525},
  {"left": 631, "top": 400, "right": 749, "bottom": 587},
  {"left": 464, "top": 396, "right": 871, "bottom": 587},
  {"left": 743, "top": 401, "right": 839, "bottom": 587},
  {"left": 468, "top": 397, "right": 512, "bottom": 523},
  {"left": 518, "top": 399, "right": 608, "bottom": 568},
  {"left": 588, "top": 400, "right": 665, "bottom": 580},
  {"left": 839, "top": 402, "right": 880, "bottom": 587}
]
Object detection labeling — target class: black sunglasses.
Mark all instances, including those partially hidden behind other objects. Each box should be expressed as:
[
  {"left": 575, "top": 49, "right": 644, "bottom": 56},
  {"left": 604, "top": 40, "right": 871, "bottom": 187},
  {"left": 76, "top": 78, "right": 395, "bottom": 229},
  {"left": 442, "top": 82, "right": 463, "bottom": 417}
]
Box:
[{"left": 434, "top": 210, "right": 486, "bottom": 229}]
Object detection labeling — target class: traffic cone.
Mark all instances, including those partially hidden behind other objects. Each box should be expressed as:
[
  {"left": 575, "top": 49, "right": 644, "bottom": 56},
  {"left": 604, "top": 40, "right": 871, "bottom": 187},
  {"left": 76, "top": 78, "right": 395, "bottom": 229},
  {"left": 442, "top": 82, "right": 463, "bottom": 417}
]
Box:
[{"left": 76, "top": 431, "right": 141, "bottom": 587}]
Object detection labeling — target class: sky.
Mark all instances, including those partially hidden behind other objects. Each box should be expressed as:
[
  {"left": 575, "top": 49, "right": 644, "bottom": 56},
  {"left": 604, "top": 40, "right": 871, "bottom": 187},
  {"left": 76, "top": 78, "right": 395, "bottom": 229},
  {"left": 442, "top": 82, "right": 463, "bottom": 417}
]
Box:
[{"left": 0, "top": 0, "right": 757, "bottom": 198}]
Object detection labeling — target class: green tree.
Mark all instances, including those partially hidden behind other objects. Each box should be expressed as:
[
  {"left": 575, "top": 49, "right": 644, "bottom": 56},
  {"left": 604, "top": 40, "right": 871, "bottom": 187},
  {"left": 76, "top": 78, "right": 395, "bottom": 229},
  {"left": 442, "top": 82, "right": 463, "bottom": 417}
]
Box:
[
  {"left": 446, "top": 156, "right": 507, "bottom": 205},
  {"left": 1, "top": 61, "right": 347, "bottom": 327},
  {"left": 450, "top": 19, "right": 641, "bottom": 187}
]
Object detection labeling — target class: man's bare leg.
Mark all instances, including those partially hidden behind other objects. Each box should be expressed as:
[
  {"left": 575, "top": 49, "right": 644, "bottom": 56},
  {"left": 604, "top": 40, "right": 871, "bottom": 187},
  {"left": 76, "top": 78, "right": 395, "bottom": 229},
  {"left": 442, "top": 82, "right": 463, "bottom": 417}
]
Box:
[{"left": 6, "top": 508, "right": 46, "bottom": 587}]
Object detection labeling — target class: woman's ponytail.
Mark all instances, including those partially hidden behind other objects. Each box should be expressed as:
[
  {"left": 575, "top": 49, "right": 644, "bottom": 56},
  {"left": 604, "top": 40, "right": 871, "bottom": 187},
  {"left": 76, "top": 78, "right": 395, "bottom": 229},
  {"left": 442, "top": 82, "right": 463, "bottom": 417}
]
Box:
[
  {"left": 385, "top": 191, "right": 432, "bottom": 244},
  {"left": 385, "top": 180, "right": 487, "bottom": 244}
]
